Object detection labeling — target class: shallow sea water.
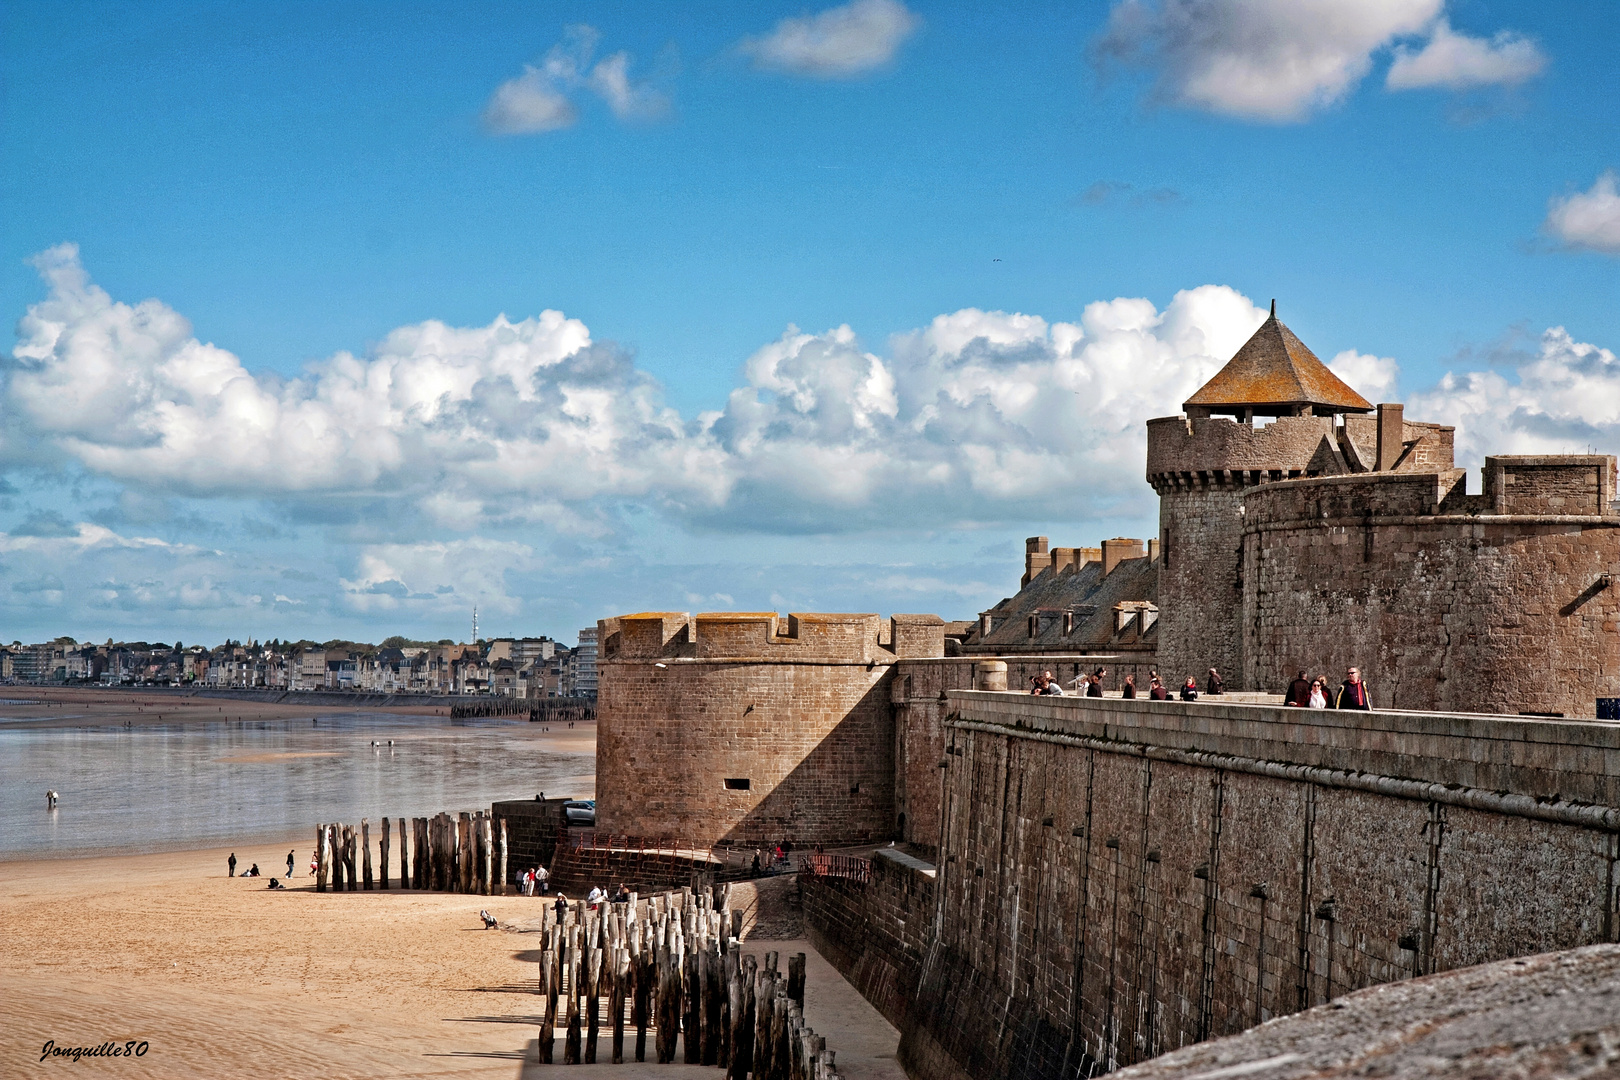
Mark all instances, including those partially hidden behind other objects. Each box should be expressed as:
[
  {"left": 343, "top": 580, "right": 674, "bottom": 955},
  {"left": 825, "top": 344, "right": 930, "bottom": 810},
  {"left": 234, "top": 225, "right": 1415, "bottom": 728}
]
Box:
[{"left": 0, "top": 713, "right": 594, "bottom": 859}]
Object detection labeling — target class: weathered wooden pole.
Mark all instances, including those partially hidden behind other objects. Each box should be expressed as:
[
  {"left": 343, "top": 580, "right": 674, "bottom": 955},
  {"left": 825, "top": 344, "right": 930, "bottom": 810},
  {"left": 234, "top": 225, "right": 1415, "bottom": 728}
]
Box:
[
  {"left": 331, "top": 825, "right": 345, "bottom": 891},
  {"left": 498, "top": 818, "right": 508, "bottom": 896},
  {"left": 346, "top": 824, "right": 358, "bottom": 891},
  {"left": 770, "top": 990, "right": 789, "bottom": 1080},
  {"left": 564, "top": 941, "right": 583, "bottom": 1064},
  {"left": 585, "top": 944, "right": 602, "bottom": 1063},
  {"left": 538, "top": 944, "right": 556, "bottom": 1064},
  {"left": 458, "top": 812, "right": 473, "bottom": 893},
  {"left": 361, "top": 818, "right": 374, "bottom": 889},
  {"left": 315, "top": 823, "right": 327, "bottom": 892},
  {"left": 611, "top": 946, "right": 628, "bottom": 1064},
  {"left": 755, "top": 967, "right": 778, "bottom": 1079},
  {"left": 379, "top": 817, "right": 390, "bottom": 890},
  {"left": 788, "top": 952, "right": 806, "bottom": 1009},
  {"left": 483, "top": 814, "right": 495, "bottom": 896},
  {"left": 634, "top": 935, "right": 652, "bottom": 1061},
  {"left": 705, "top": 939, "right": 723, "bottom": 1065},
  {"left": 683, "top": 943, "right": 701, "bottom": 1064},
  {"left": 737, "top": 952, "right": 759, "bottom": 1080},
  {"left": 720, "top": 948, "right": 738, "bottom": 1072}
]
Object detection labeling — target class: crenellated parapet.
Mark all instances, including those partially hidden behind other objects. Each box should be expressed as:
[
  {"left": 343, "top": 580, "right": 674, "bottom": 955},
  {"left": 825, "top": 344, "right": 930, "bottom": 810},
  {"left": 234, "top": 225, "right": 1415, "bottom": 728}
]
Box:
[
  {"left": 599, "top": 611, "right": 945, "bottom": 663},
  {"left": 1146, "top": 414, "right": 1337, "bottom": 493}
]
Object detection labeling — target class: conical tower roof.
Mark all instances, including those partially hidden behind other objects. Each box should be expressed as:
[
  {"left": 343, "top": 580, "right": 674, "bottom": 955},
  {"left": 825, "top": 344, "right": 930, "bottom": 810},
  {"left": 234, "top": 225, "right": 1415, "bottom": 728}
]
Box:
[{"left": 1183, "top": 301, "right": 1372, "bottom": 416}]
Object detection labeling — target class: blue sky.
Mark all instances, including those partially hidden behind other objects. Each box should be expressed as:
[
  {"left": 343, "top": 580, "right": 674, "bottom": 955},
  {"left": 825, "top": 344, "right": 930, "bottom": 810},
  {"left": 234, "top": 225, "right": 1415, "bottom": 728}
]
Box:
[{"left": 2, "top": 0, "right": 1617, "bottom": 645}]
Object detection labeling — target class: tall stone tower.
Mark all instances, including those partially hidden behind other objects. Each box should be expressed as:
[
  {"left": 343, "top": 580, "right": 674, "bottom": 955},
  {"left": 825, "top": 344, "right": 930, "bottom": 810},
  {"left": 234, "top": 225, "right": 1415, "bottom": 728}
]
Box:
[{"left": 1146, "top": 302, "right": 1373, "bottom": 687}]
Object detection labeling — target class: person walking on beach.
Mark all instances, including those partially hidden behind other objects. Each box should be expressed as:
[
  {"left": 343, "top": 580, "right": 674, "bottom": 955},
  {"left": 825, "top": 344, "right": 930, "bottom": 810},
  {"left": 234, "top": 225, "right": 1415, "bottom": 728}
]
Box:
[
  {"left": 536, "top": 865, "right": 550, "bottom": 895},
  {"left": 228, "top": 852, "right": 237, "bottom": 877},
  {"left": 287, "top": 851, "right": 296, "bottom": 879}
]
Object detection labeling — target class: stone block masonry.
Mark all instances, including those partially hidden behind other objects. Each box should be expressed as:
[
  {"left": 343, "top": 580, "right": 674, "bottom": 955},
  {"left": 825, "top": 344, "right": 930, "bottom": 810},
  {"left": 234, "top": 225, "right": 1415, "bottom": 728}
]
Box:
[
  {"left": 1241, "top": 460, "right": 1620, "bottom": 717},
  {"left": 894, "top": 692, "right": 1620, "bottom": 1080},
  {"left": 595, "top": 611, "right": 945, "bottom": 849},
  {"left": 800, "top": 848, "right": 937, "bottom": 1029}
]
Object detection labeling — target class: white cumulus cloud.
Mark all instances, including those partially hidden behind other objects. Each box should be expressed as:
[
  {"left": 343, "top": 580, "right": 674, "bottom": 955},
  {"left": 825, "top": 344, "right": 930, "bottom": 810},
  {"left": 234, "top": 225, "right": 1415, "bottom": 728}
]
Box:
[
  {"left": 1328, "top": 349, "right": 1400, "bottom": 402},
  {"left": 484, "top": 67, "right": 578, "bottom": 134},
  {"left": 1408, "top": 328, "right": 1620, "bottom": 465},
  {"left": 1544, "top": 172, "right": 1620, "bottom": 256},
  {"left": 483, "top": 26, "right": 668, "bottom": 135},
  {"left": 4, "top": 244, "right": 729, "bottom": 516},
  {"left": 1385, "top": 18, "right": 1546, "bottom": 90},
  {"left": 1096, "top": 0, "right": 1441, "bottom": 120},
  {"left": 739, "top": 0, "right": 919, "bottom": 78}
]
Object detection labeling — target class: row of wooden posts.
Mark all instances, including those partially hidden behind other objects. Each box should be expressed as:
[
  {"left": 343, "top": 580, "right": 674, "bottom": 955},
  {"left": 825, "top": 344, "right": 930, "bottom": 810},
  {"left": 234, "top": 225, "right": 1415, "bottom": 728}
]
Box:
[
  {"left": 314, "top": 811, "right": 508, "bottom": 894},
  {"left": 539, "top": 884, "right": 842, "bottom": 1079}
]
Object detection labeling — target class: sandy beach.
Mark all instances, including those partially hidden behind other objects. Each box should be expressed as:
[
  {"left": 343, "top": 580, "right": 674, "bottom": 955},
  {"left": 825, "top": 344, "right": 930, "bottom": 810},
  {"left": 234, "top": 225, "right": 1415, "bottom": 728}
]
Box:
[
  {"left": 1, "top": 843, "right": 902, "bottom": 1080},
  {"left": 0, "top": 685, "right": 454, "bottom": 730}
]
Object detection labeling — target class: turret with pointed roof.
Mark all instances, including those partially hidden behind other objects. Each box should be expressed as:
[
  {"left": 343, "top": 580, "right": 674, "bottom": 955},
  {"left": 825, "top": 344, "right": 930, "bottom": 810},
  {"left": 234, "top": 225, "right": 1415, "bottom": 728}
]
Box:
[{"left": 1183, "top": 301, "right": 1372, "bottom": 419}]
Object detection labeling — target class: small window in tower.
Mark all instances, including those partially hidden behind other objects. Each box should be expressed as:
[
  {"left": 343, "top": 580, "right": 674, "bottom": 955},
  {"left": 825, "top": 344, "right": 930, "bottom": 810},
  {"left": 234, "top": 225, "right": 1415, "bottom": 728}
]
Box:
[{"left": 724, "top": 778, "right": 751, "bottom": 791}]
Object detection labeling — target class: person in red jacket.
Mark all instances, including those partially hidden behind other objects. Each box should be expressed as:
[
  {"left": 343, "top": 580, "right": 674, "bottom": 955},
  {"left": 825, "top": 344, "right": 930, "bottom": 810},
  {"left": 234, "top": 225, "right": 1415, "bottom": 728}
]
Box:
[{"left": 1335, "top": 667, "right": 1371, "bottom": 710}]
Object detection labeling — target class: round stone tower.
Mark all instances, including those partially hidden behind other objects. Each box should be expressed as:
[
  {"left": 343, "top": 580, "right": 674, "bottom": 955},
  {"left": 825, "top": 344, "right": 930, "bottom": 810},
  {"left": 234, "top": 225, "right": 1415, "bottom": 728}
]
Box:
[{"left": 1146, "top": 302, "right": 1373, "bottom": 687}]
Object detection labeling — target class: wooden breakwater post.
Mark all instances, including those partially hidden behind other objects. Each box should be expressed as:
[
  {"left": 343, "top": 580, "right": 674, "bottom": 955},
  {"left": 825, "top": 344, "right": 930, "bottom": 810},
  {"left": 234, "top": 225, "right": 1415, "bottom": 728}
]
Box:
[
  {"left": 315, "top": 823, "right": 327, "bottom": 892},
  {"left": 379, "top": 817, "right": 390, "bottom": 890},
  {"left": 362, "top": 819, "right": 374, "bottom": 889}
]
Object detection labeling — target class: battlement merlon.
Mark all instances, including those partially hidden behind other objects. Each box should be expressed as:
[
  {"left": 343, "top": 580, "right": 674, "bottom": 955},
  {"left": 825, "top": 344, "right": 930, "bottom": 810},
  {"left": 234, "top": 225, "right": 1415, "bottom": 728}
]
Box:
[
  {"left": 598, "top": 611, "right": 945, "bottom": 662},
  {"left": 1145, "top": 413, "right": 1338, "bottom": 483},
  {"left": 1239, "top": 455, "right": 1620, "bottom": 528},
  {"left": 1146, "top": 408, "right": 1458, "bottom": 492}
]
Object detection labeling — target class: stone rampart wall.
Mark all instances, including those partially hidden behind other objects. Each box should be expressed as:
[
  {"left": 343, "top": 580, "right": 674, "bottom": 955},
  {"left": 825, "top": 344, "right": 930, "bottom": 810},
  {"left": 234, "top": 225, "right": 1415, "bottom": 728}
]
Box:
[
  {"left": 1241, "top": 470, "right": 1620, "bottom": 717},
  {"left": 892, "top": 656, "right": 1167, "bottom": 856},
  {"left": 898, "top": 692, "right": 1620, "bottom": 1080},
  {"left": 800, "top": 850, "right": 937, "bottom": 1029}
]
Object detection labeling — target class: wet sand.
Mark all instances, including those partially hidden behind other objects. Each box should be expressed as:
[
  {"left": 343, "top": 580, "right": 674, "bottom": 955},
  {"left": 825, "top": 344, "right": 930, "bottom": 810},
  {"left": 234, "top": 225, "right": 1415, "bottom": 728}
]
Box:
[
  {"left": 0, "top": 844, "right": 902, "bottom": 1079},
  {"left": 1, "top": 685, "right": 453, "bottom": 730}
]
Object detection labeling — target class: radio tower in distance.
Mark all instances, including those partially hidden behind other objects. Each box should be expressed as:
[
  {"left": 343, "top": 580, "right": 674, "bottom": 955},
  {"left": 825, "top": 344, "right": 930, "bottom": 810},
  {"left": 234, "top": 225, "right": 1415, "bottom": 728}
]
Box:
[{"left": 471, "top": 606, "right": 478, "bottom": 644}]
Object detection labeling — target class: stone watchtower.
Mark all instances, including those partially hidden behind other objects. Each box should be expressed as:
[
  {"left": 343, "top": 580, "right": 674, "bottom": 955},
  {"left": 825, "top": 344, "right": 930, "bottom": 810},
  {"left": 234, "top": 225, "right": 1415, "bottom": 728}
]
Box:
[{"left": 1146, "top": 302, "right": 1373, "bottom": 686}]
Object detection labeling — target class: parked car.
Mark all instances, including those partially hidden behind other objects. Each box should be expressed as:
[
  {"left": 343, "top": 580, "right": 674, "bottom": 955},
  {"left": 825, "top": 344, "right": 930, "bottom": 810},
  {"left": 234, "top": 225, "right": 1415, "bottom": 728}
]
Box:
[{"left": 564, "top": 799, "right": 596, "bottom": 826}]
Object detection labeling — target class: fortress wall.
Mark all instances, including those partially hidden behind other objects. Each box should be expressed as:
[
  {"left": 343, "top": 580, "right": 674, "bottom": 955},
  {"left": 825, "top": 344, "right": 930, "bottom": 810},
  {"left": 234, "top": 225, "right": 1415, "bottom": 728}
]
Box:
[
  {"left": 897, "top": 693, "right": 1620, "bottom": 1080},
  {"left": 595, "top": 612, "right": 944, "bottom": 848},
  {"left": 1240, "top": 467, "right": 1620, "bottom": 717},
  {"left": 1154, "top": 487, "right": 1246, "bottom": 685},
  {"left": 800, "top": 850, "right": 937, "bottom": 1029},
  {"left": 1145, "top": 415, "right": 1335, "bottom": 477},
  {"left": 891, "top": 656, "right": 1165, "bottom": 856}
]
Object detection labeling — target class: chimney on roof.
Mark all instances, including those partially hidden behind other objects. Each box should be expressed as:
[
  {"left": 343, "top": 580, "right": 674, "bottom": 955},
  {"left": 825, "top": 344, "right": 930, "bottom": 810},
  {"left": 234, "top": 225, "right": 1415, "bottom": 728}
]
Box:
[
  {"left": 1375, "top": 403, "right": 1405, "bottom": 471},
  {"left": 1022, "top": 536, "right": 1052, "bottom": 588},
  {"left": 1101, "top": 537, "right": 1145, "bottom": 576}
]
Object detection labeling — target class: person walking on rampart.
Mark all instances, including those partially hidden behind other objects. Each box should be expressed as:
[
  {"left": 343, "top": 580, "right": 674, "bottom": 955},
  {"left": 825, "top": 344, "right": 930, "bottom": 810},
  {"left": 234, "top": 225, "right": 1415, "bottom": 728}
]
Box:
[
  {"left": 1285, "top": 671, "right": 1312, "bottom": 707},
  {"left": 1206, "top": 668, "right": 1224, "bottom": 695},
  {"left": 1086, "top": 668, "right": 1105, "bottom": 697},
  {"left": 1121, "top": 674, "right": 1136, "bottom": 699},
  {"left": 1335, "top": 667, "right": 1371, "bottom": 710},
  {"left": 1031, "top": 672, "right": 1063, "bottom": 696},
  {"left": 1179, "top": 677, "right": 1199, "bottom": 701},
  {"left": 1308, "top": 677, "right": 1329, "bottom": 710},
  {"left": 1148, "top": 675, "right": 1168, "bottom": 700}
]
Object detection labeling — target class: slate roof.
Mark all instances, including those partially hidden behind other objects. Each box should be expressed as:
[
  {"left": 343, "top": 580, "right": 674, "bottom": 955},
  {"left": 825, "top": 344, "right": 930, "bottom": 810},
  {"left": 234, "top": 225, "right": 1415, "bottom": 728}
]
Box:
[
  {"left": 1184, "top": 303, "right": 1372, "bottom": 414},
  {"left": 960, "top": 556, "right": 1158, "bottom": 653}
]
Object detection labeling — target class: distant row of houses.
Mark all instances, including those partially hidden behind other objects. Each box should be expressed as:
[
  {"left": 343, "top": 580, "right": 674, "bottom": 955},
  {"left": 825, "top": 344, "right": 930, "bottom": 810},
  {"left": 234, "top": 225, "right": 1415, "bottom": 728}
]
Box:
[{"left": 0, "top": 628, "right": 600, "bottom": 698}]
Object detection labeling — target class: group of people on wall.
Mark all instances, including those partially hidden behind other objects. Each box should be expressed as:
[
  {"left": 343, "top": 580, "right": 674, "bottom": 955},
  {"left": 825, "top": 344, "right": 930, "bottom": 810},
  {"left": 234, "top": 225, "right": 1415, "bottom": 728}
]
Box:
[{"left": 1025, "top": 664, "right": 1372, "bottom": 710}]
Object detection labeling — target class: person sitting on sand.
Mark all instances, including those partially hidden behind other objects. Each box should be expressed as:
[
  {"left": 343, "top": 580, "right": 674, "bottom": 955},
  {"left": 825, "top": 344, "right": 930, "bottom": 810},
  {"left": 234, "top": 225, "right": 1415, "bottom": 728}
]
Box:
[
  {"left": 267, "top": 878, "right": 284, "bottom": 889},
  {"left": 244, "top": 863, "right": 260, "bottom": 877},
  {"left": 479, "top": 909, "right": 497, "bottom": 930}
]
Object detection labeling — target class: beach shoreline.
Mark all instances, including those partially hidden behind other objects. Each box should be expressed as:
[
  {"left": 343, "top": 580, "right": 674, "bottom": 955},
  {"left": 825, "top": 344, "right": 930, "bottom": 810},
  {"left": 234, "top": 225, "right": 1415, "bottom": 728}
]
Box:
[
  {"left": 1, "top": 840, "right": 902, "bottom": 1079},
  {"left": 0, "top": 684, "right": 460, "bottom": 730}
]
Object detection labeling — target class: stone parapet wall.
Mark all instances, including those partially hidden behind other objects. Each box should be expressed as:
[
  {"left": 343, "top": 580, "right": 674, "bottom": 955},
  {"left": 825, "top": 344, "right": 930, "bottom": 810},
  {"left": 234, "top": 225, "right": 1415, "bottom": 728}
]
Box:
[
  {"left": 1239, "top": 470, "right": 1620, "bottom": 717},
  {"left": 800, "top": 849, "right": 937, "bottom": 1029},
  {"left": 897, "top": 692, "right": 1620, "bottom": 1080},
  {"left": 1145, "top": 415, "right": 1336, "bottom": 482}
]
